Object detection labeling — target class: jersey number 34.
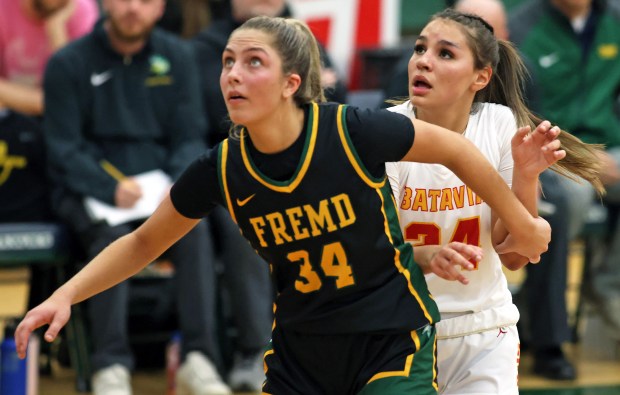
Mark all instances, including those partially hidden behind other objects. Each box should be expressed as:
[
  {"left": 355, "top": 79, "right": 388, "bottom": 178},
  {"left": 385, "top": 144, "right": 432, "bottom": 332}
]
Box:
[{"left": 288, "top": 241, "right": 355, "bottom": 293}]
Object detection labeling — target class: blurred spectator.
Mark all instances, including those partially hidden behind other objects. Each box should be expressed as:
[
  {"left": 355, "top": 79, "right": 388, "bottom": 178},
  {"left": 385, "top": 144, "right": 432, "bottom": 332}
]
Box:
[
  {"left": 0, "top": 111, "right": 51, "bottom": 222},
  {"left": 453, "top": 0, "right": 508, "bottom": 39},
  {"left": 157, "top": 0, "right": 229, "bottom": 38},
  {"left": 0, "top": 0, "right": 97, "bottom": 360},
  {"left": 206, "top": 205, "right": 272, "bottom": 393},
  {"left": 0, "top": 0, "right": 98, "bottom": 115},
  {"left": 510, "top": 0, "right": 620, "bottom": 351},
  {"left": 0, "top": 0, "right": 97, "bottom": 216},
  {"left": 42, "top": 0, "right": 230, "bottom": 394},
  {"left": 0, "top": 109, "right": 59, "bottom": 364}
]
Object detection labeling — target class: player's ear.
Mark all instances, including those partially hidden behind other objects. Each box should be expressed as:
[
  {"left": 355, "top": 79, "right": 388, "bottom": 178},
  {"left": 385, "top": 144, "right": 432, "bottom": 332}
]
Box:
[
  {"left": 471, "top": 66, "right": 492, "bottom": 93},
  {"left": 283, "top": 73, "right": 302, "bottom": 99}
]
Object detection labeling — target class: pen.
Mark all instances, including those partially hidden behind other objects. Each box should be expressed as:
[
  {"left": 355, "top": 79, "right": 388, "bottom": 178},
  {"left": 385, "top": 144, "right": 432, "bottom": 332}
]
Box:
[{"left": 100, "top": 160, "right": 126, "bottom": 182}]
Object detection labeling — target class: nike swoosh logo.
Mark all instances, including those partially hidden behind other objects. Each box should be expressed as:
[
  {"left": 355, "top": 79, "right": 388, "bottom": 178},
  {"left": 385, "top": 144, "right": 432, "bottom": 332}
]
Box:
[
  {"left": 538, "top": 53, "right": 559, "bottom": 68},
  {"left": 90, "top": 71, "right": 113, "bottom": 86},
  {"left": 236, "top": 194, "right": 256, "bottom": 207}
]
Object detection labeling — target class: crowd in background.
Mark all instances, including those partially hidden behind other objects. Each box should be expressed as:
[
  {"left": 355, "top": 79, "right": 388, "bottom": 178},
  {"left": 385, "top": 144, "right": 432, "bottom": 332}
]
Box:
[{"left": 1, "top": 0, "right": 619, "bottom": 394}]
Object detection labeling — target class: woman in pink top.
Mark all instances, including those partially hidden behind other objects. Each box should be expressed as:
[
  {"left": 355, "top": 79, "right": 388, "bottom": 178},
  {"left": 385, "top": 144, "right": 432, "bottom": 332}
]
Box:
[{"left": 0, "top": 0, "right": 99, "bottom": 115}]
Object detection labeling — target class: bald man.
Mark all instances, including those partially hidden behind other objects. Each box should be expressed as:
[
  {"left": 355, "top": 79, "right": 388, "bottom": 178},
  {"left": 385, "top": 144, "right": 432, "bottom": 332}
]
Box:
[{"left": 454, "top": 0, "right": 509, "bottom": 39}]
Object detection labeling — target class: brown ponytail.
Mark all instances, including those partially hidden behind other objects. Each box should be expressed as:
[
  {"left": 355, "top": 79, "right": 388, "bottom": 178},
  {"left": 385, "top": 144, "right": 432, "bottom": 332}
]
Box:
[{"left": 492, "top": 40, "right": 604, "bottom": 195}]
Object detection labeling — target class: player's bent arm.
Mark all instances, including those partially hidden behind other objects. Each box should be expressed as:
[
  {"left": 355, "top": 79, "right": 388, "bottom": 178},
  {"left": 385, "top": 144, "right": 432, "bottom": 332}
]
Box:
[
  {"left": 402, "top": 118, "right": 550, "bottom": 261},
  {"left": 15, "top": 195, "right": 201, "bottom": 358},
  {"left": 490, "top": 212, "right": 529, "bottom": 271},
  {"left": 493, "top": 123, "right": 563, "bottom": 270},
  {"left": 493, "top": 156, "right": 539, "bottom": 270}
]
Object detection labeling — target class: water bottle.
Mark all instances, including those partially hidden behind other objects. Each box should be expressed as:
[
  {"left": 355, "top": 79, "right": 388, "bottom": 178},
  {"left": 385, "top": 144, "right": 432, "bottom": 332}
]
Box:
[{"left": 0, "top": 319, "right": 27, "bottom": 395}]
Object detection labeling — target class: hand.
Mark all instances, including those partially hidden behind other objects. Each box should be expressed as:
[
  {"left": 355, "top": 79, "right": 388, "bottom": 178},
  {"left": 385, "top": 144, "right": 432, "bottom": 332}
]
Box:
[
  {"left": 427, "top": 242, "right": 483, "bottom": 285},
  {"left": 495, "top": 216, "right": 551, "bottom": 263},
  {"left": 115, "top": 178, "right": 143, "bottom": 208},
  {"left": 511, "top": 120, "right": 566, "bottom": 178},
  {"left": 15, "top": 293, "right": 72, "bottom": 359},
  {"left": 45, "top": 0, "right": 77, "bottom": 28}
]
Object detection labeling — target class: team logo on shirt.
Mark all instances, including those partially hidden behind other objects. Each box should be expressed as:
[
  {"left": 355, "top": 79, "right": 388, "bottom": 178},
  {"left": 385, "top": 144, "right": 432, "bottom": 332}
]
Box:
[
  {"left": 149, "top": 55, "right": 170, "bottom": 75},
  {"left": 90, "top": 70, "right": 113, "bottom": 86},
  {"left": 598, "top": 44, "right": 618, "bottom": 60},
  {"left": 146, "top": 55, "right": 173, "bottom": 87},
  {"left": 0, "top": 141, "right": 26, "bottom": 186},
  {"left": 538, "top": 52, "right": 559, "bottom": 69},
  {"left": 236, "top": 193, "right": 256, "bottom": 207}
]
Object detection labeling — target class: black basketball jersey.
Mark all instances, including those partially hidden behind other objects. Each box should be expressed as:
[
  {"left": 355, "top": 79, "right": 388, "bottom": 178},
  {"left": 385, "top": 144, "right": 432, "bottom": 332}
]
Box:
[{"left": 218, "top": 102, "right": 439, "bottom": 334}]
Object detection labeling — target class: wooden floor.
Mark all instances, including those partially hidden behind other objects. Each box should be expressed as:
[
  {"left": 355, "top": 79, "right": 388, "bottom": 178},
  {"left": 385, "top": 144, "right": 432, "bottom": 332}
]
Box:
[{"left": 3, "top": 240, "right": 620, "bottom": 395}]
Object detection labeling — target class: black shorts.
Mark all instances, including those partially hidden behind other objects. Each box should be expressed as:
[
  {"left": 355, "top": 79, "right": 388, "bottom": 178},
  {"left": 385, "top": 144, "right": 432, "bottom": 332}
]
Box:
[{"left": 262, "top": 324, "right": 437, "bottom": 395}]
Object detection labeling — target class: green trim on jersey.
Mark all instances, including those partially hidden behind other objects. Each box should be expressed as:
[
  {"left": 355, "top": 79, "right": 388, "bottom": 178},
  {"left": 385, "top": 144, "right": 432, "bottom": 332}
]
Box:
[
  {"left": 336, "top": 105, "right": 385, "bottom": 186},
  {"left": 218, "top": 139, "right": 237, "bottom": 223},
  {"left": 379, "top": 180, "right": 436, "bottom": 324},
  {"left": 360, "top": 326, "right": 438, "bottom": 395},
  {"left": 239, "top": 102, "right": 318, "bottom": 192}
]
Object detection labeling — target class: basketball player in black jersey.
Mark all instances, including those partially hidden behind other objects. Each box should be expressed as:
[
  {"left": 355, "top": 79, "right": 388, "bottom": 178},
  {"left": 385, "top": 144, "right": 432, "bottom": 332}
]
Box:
[{"left": 16, "top": 16, "right": 553, "bottom": 395}]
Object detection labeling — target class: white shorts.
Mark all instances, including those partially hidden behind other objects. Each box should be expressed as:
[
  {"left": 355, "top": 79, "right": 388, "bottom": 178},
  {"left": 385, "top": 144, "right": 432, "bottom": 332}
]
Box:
[{"left": 437, "top": 324, "right": 520, "bottom": 395}]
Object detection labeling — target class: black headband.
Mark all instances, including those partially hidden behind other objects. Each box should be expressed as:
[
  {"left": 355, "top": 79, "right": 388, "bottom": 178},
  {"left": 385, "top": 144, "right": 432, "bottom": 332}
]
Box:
[{"left": 462, "top": 13, "right": 495, "bottom": 35}]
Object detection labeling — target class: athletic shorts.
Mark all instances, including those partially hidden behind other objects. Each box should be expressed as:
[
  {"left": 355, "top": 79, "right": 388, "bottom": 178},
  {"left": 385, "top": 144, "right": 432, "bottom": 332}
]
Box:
[
  {"left": 437, "top": 324, "right": 520, "bottom": 395},
  {"left": 262, "top": 324, "right": 438, "bottom": 395}
]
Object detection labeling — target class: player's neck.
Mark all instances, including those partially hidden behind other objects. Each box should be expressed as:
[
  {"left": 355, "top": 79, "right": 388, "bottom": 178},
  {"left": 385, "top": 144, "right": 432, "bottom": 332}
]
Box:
[
  {"left": 416, "top": 105, "right": 470, "bottom": 135},
  {"left": 551, "top": 0, "right": 592, "bottom": 20},
  {"left": 245, "top": 104, "right": 305, "bottom": 154}
]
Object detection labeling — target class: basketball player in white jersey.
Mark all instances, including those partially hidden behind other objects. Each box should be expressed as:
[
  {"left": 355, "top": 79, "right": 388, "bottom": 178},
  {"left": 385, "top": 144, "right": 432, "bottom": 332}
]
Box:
[{"left": 386, "top": 8, "right": 603, "bottom": 395}]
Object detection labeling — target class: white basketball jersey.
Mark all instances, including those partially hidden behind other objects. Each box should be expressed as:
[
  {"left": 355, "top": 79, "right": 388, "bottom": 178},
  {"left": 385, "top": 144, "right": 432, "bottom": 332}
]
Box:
[{"left": 386, "top": 101, "right": 517, "bottom": 316}]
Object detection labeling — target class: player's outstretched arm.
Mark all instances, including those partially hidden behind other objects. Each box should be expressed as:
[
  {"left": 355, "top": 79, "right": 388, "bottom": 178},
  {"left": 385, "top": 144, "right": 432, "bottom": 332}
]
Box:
[{"left": 15, "top": 195, "right": 201, "bottom": 359}]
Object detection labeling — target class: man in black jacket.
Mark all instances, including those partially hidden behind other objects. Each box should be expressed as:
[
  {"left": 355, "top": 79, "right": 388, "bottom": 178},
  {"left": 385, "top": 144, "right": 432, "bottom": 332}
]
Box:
[{"left": 43, "top": 0, "right": 230, "bottom": 393}]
